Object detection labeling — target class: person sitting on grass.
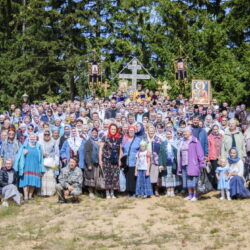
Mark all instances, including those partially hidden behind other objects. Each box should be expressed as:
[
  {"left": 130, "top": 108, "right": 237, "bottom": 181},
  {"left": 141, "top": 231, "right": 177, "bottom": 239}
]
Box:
[
  {"left": 0, "top": 159, "right": 21, "bottom": 207},
  {"left": 56, "top": 157, "right": 83, "bottom": 203}
]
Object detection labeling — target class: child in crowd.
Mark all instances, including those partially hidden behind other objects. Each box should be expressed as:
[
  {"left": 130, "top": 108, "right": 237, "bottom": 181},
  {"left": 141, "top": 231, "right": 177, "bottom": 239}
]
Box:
[
  {"left": 216, "top": 158, "right": 231, "bottom": 200},
  {"left": 135, "top": 141, "right": 153, "bottom": 198}
]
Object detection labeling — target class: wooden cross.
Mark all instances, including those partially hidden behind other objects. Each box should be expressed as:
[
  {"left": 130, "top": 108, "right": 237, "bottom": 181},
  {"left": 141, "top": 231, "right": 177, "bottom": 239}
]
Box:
[
  {"left": 162, "top": 81, "right": 172, "bottom": 96},
  {"left": 119, "top": 58, "right": 150, "bottom": 90},
  {"left": 101, "top": 81, "right": 110, "bottom": 96},
  {"left": 157, "top": 81, "right": 163, "bottom": 90}
]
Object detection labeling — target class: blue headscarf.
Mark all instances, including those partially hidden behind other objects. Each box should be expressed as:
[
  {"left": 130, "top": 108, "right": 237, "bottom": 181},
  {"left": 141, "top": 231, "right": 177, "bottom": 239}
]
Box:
[
  {"left": 63, "top": 124, "right": 71, "bottom": 136},
  {"left": 135, "top": 122, "right": 145, "bottom": 137},
  {"left": 227, "top": 147, "right": 240, "bottom": 164}
]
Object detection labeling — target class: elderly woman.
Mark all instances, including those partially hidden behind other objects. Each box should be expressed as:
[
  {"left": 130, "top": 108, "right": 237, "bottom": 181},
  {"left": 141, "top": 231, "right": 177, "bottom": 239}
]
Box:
[
  {"left": 204, "top": 115, "right": 214, "bottom": 133},
  {"left": 227, "top": 148, "right": 250, "bottom": 199},
  {"left": 144, "top": 126, "right": 161, "bottom": 196},
  {"left": 159, "top": 131, "right": 181, "bottom": 197},
  {"left": 122, "top": 126, "right": 142, "bottom": 197},
  {"left": 99, "top": 124, "right": 122, "bottom": 199},
  {"left": 208, "top": 124, "right": 223, "bottom": 188},
  {"left": 84, "top": 128, "right": 100, "bottom": 198},
  {"left": 0, "top": 159, "right": 21, "bottom": 206},
  {"left": 177, "top": 127, "right": 205, "bottom": 201},
  {"left": 14, "top": 133, "right": 45, "bottom": 203},
  {"left": 40, "top": 130, "right": 59, "bottom": 196},
  {"left": 0, "top": 128, "right": 19, "bottom": 165},
  {"left": 221, "top": 119, "right": 246, "bottom": 159},
  {"left": 60, "top": 127, "right": 85, "bottom": 170}
]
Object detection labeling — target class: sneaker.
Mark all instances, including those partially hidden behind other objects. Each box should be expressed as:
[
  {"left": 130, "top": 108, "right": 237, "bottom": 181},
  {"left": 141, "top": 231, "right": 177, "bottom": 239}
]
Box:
[
  {"left": 227, "top": 197, "right": 231, "bottom": 200},
  {"left": 155, "top": 191, "right": 160, "bottom": 197},
  {"left": 89, "top": 193, "right": 95, "bottom": 198},
  {"left": 170, "top": 192, "right": 175, "bottom": 197},
  {"left": 111, "top": 194, "right": 117, "bottom": 199},
  {"left": 220, "top": 197, "right": 225, "bottom": 200},
  {"left": 191, "top": 196, "right": 198, "bottom": 201},
  {"left": 2, "top": 201, "right": 9, "bottom": 207},
  {"left": 106, "top": 195, "right": 111, "bottom": 199},
  {"left": 184, "top": 195, "right": 193, "bottom": 200}
]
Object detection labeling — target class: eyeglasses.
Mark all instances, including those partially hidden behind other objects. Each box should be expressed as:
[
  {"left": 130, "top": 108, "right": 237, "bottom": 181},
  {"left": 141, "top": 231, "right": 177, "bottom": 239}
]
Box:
[{"left": 44, "top": 134, "right": 50, "bottom": 136}]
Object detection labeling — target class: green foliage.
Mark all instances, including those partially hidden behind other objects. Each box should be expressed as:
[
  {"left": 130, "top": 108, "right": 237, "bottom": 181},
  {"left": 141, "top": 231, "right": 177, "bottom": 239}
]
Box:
[{"left": 0, "top": 0, "right": 249, "bottom": 108}]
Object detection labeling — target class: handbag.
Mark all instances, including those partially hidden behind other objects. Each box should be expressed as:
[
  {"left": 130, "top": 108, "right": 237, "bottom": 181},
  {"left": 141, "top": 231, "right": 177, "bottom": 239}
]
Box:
[
  {"left": 44, "top": 157, "right": 56, "bottom": 168},
  {"left": 96, "top": 166, "right": 105, "bottom": 190},
  {"left": 197, "top": 168, "right": 214, "bottom": 194},
  {"left": 119, "top": 169, "right": 126, "bottom": 192}
]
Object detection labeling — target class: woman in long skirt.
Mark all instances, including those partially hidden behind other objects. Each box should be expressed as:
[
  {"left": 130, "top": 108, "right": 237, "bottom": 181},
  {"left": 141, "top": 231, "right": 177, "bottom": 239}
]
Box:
[
  {"left": 14, "top": 133, "right": 45, "bottom": 203},
  {"left": 99, "top": 124, "right": 122, "bottom": 199}
]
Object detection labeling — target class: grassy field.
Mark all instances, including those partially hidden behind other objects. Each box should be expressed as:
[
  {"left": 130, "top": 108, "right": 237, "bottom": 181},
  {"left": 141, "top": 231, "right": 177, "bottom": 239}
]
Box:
[{"left": 0, "top": 192, "right": 249, "bottom": 250}]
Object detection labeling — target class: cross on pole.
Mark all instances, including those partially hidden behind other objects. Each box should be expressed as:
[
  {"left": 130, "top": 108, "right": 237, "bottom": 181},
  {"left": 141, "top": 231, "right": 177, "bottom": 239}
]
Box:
[
  {"left": 162, "top": 81, "right": 172, "bottom": 96},
  {"left": 101, "top": 81, "right": 110, "bottom": 96},
  {"left": 119, "top": 58, "right": 150, "bottom": 90}
]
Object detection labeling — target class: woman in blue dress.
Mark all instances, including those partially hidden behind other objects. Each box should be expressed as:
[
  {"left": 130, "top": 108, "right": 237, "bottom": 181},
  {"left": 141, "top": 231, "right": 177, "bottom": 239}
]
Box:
[
  {"left": 14, "top": 133, "right": 44, "bottom": 203},
  {"left": 227, "top": 148, "right": 250, "bottom": 199}
]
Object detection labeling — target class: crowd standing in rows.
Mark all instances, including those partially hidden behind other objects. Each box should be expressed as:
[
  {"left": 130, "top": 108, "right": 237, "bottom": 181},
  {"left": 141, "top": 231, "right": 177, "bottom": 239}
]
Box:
[{"left": 0, "top": 91, "right": 250, "bottom": 206}]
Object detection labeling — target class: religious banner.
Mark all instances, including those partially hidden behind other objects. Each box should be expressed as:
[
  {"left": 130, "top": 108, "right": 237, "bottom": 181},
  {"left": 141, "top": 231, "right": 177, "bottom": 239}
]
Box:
[
  {"left": 174, "top": 57, "right": 188, "bottom": 82},
  {"left": 192, "top": 79, "right": 211, "bottom": 105},
  {"left": 88, "top": 61, "right": 102, "bottom": 85},
  {"left": 119, "top": 79, "right": 128, "bottom": 91}
]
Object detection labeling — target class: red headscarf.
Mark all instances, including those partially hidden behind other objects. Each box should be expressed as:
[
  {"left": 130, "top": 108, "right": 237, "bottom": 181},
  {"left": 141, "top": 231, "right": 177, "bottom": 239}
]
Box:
[
  {"left": 128, "top": 125, "right": 136, "bottom": 131},
  {"left": 108, "top": 124, "right": 120, "bottom": 139}
]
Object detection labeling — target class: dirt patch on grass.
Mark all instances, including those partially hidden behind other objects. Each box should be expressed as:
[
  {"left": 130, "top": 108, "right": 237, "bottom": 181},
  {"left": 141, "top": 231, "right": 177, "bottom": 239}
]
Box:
[{"left": 0, "top": 192, "right": 249, "bottom": 250}]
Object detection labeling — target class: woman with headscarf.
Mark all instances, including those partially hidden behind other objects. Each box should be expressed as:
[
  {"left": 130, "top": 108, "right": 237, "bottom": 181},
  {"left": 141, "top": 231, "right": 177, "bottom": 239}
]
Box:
[
  {"left": 84, "top": 128, "right": 100, "bottom": 198},
  {"left": 208, "top": 124, "right": 223, "bottom": 188},
  {"left": 135, "top": 122, "right": 145, "bottom": 138},
  {"left": 177, "top": 127, "right": 205, "bottom": 201},
  {"left": 204, "top": 115, "right": 214, "bottom": 133},
  {"left": 227, "top": 148, "right": 250, "bottom": 199},
  {"left": 16, "top": 123, "right": 28, "bottom": 144},
  {"left": 159, "top": 130, "right": 181, "bottom": 197},
  {"left": 144, "top": 126, "right": 161, "bottom": 196},
  {"left": 46, "top": 108, "right": 55, "bottom": 125},
  {"left": 39, "top": 130, "right": 59, "bottom": 196},
  {"left": 14, "top": 133, "right": 45, "bottom": 203},
  {"left": 0, "top": 128, "right": 19, "bottom": 165},
  {"left": 99, "top": 124, "right": 122, "bottom": 199},
  {"left": 122, "top": 126, "right": 142, "bottom": 197},
  {"left": 60, "top": 127, "right": 86, "bottom": 170},
  {"left": 156, "top": 123, "right": 166, "bottom": 141}
]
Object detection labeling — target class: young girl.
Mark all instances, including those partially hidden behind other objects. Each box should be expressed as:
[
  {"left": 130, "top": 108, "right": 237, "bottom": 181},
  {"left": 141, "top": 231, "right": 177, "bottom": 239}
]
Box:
[
  {"left": 216, "top": 158, "right": 231, "bottom": 200},
  {"left": 135, "top": 141, "right": 153, "bottom": 198}
]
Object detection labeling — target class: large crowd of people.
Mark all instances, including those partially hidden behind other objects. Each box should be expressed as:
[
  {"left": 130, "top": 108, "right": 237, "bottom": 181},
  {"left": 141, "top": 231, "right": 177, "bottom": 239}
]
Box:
[{"left": 0, "top": 90, "right": 250, "bottom": 206}]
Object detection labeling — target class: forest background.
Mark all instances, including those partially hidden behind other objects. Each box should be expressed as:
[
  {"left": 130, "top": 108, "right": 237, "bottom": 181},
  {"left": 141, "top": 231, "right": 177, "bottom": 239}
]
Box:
[{"left": 0, "top": 0, "right": 249, "bottom": 108}]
